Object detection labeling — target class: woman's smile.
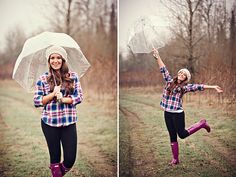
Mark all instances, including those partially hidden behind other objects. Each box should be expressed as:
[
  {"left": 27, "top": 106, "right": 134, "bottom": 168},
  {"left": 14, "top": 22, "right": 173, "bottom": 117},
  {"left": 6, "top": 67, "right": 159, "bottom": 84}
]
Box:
[
  {"left": 49, "top": 53, "right": 63, "bottom": 70},
  {"left": 177, "top": 71, "right": 187, "bottom": 81}
]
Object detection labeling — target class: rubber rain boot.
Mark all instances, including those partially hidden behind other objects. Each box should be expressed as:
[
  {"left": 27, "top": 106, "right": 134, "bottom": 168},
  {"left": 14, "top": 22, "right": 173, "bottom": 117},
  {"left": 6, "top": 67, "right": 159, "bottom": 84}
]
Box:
[
  {"left": 50, "top": 163, "right": 62, "bottom": 177},
  {"left": 169, "top": 141, "right": 179, "bottom": 165},
  {"left": 187, "top": 119, "right": 211, "bottom": 135}
]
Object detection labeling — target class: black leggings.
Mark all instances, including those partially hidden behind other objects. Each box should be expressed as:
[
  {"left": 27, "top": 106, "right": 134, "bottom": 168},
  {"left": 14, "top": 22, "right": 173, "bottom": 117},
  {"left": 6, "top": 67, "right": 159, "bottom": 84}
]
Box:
[
  {"left": 41, "top": 120, "right": 77, "bottom": 168},
  {"left": 164, "top": 111, "right": 190, "bottom": 142}
]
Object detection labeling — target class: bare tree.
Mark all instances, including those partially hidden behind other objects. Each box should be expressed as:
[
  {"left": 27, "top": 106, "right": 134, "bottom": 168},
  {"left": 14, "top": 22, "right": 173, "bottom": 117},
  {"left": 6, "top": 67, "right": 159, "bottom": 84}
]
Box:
[
  {"left": 230, "top": 4, "right": 236, "bottom": 69},
  {"left": 161, "top": 0, "right": 206, "bottom": 81},
  {"left": 199, "top": 0, "right": 214, "bottom": 43},
  {"left": 45, "top": 0, "right": 83, "bottom": 36},
  {"left": 66, "top": 0, "right": 72, "bottom": 34},
  {"left": 3, "top": 27, "right": 26, "bottom": 64},
  {"left": 0, "top": 26, "right": 27, "bottom": 78},
  {"left": 45, "top": 0, "right": 117, "bottom": 99}
]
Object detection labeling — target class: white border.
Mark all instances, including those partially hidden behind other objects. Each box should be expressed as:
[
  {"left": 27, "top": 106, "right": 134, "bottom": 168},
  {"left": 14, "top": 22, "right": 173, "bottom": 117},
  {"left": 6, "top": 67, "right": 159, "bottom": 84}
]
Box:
[{"left": 117, "top": 0, "right": 119, "bottom": 176}]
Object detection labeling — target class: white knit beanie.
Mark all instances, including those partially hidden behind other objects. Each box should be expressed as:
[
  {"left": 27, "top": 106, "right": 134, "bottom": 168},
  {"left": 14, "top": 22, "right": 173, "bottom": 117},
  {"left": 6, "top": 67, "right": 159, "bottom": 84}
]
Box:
[
  {"left": 178, "top": 68, "right": 191, "bottom": 82},
  {"left": 45, "top": 45, "right": 67, "bottom": 62}
]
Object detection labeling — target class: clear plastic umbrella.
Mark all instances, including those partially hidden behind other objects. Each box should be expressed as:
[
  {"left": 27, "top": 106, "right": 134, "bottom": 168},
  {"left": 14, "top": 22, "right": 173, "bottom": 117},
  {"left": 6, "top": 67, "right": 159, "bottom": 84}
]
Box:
[
  {"left": 12, "top": 31, "right": 91, "bottom": 92},
  {"left": 127, "top": 16, "right": 170, "bottom": 53}
]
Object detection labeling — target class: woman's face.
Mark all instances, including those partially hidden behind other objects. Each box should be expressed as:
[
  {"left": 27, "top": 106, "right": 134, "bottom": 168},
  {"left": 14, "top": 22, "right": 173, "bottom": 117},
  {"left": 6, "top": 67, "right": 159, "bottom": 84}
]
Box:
[
  {"left": 177, "top": 71, "right": 187, "bottom": 82},
  {"left": 49, "top": 53, "right": 63, "bottom": 70}
]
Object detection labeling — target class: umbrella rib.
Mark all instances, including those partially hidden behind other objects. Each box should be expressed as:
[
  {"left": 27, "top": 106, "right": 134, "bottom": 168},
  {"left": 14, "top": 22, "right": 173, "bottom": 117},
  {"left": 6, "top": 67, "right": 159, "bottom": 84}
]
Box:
[
  {"left": 142, "top": 25, "right": 149, "bottom": 50},
  {"left": 51, "top": 70, "right": 58, "bottom": 86}
]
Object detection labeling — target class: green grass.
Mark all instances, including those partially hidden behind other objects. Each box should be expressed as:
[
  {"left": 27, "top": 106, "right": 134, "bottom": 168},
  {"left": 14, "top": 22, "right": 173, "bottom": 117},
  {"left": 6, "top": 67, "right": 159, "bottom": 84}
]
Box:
[
  {"left": 0, "top": 80, "right": 116, "bottom": 177},
  {"left": 119, "top": 87, "right": 236, "bottom": 177},
  {"left": 1, "top": 81, "right": 235, "bottom": 177}
]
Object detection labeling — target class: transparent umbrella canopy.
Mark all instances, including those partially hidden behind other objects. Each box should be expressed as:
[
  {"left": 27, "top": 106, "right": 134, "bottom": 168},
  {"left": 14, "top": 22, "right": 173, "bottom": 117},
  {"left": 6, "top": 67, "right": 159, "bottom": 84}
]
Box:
[
  {"left": 127, "top": 16, "right": 170, "bottom": 54},
  {"left": 12, "top": 31, "right": 91, "bottom": 92}
]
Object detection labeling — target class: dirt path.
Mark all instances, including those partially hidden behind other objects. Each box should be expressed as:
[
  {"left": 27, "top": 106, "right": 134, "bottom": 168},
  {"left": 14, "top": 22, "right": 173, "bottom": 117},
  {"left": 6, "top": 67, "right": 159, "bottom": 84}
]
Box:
[
  {"left": 120, "top": 97, "right": 157, "bottom": 108},
  {"left": 119, "top": 106, "right": 158, "bottom": 177},
  {"left": 203, "top": 136, "right": 236, "bottom": 167},
  {"left": 0, "top": 113, "right": 10, "bottom": 129},
  {"left": 79, "top": 140, "right": 116, "bottom": 177}
]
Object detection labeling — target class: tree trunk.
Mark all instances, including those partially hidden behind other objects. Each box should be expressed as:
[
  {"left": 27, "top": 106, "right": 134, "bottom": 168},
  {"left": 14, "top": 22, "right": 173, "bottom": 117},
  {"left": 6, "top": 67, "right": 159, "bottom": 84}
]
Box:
[{"left": 66, "top": 0, "right": 72, "bottom": 35}]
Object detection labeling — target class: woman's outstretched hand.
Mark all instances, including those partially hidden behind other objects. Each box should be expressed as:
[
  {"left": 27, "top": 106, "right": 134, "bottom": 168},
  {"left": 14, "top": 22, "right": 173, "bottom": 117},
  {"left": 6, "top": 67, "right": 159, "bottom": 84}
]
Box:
[
  {"left": 215, "top": 86, "right": 223, "bottom": 93},
  {"left": 152, "top": 47, "right": 160, "bottom": 59}
]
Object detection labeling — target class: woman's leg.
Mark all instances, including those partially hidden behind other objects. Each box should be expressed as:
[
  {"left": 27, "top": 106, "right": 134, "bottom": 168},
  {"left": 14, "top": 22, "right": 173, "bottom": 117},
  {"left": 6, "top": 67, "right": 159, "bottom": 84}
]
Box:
[
  {"left": 187, "top": 119, "right": 211, "bottom": 135},
  {"left": 164, "top": 111, "right": 177, "bottom": 143},
  {"left": 164, "top": 111, "right": 179, "bottom": 165},
  {"left": 41, "top": 120, "right": 62, "bottom": 177},
  {"left": 173, "top": 112, "right": 210, "bottom": 137},
  {"left": 41, "top": 120, "right": 62, "bottom": 164},
  {"left": 173, "top": 112, "right": 190, "bottom": 139},
  {"left": 60, "top": 123, "right": 77, "bottom": 175}
]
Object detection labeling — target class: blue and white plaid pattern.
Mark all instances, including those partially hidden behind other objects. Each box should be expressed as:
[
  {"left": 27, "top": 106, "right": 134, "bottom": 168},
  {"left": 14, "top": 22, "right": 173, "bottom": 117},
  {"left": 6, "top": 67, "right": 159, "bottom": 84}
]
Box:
[
  {"left": 34, "top": 71, "right": 83, "bottom": 127},
  {"left": 160, "top": 66, "right": 204, "bottom": 111}
]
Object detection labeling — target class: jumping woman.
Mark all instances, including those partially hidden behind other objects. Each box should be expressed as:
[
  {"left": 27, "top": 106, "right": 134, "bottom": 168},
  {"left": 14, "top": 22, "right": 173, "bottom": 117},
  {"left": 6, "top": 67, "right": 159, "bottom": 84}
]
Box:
[
  {"left": 34, "top": 45, "right": 83, "bottom": 176},
  {"left": 152, "top": 48, "right": 223, "bottom": 165}
]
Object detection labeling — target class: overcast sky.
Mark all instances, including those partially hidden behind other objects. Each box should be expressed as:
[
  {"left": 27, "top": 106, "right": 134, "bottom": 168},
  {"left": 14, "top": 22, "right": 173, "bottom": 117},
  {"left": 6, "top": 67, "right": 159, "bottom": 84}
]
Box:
[{"left": 0, "top": 0, "right": 51, "bottom": 48}]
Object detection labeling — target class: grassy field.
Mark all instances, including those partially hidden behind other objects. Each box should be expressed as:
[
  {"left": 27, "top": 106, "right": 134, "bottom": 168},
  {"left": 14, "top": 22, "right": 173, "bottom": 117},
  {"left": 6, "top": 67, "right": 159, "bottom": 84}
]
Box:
[
  {"left": 0, "top": 80, "right": 117, "bottom": 177},
  {"left": 119, "top": 87, "right": 236, "bottom": 177}
]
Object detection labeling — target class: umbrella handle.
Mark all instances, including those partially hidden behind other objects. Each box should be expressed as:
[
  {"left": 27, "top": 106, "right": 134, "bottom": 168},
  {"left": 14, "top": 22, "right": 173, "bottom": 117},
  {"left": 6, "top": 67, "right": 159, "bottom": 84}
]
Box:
[
  {"left": 151, "top": 43, "right": 154, "bottom": 49},
  {"left": 151, "top": 42, "right": 156, "bottom": 53},
  {"left": 51, "top": 70, "right": 63, "bottom": 104},
  {"left": 51, "top": 70, "right": 57, "bottom": 86}
]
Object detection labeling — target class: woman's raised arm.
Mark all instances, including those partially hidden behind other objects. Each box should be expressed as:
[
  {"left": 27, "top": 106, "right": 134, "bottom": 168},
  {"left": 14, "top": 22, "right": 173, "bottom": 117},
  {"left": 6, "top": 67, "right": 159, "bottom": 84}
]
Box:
[
  {"left": 152, "top": 48, "right": 165, "bottom": 68},
  {"left": 152, "top": 48, "right": 173, "bottom": 83}
]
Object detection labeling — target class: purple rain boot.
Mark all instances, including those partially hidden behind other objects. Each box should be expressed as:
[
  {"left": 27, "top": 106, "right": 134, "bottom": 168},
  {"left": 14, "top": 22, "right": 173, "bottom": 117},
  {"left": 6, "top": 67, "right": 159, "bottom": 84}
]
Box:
[
  {"left": 169, "top": 142, "right": 179, "bottom": 165},
  {"left": 60, "top": 162, "right": 71, "bottom": 176},
  {"left": 187, "top": 119, "right": 211, "bottom": 135},
  {"left": 50, "top": 163, "right": 62, "bottom": 177}
]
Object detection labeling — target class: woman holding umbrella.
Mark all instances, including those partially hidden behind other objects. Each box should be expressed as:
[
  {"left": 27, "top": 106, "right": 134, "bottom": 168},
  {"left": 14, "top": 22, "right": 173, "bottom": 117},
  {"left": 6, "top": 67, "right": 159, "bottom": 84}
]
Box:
[
  {"left": 34, "top": 45, "right": 83, "bottom": 177},
  {"left": 152, "top": 48, "right": 223, "bottom": 165}
]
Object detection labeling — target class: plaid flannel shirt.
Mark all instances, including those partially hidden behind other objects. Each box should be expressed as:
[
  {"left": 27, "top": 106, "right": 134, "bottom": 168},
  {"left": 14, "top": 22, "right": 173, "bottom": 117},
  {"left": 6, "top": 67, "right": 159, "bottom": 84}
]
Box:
[
  {"left": 34, "top": 71, "right": 83, "bottom": 127},
  {"left": 160, "top": 66, "right": 204, "bottom": 111}
]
